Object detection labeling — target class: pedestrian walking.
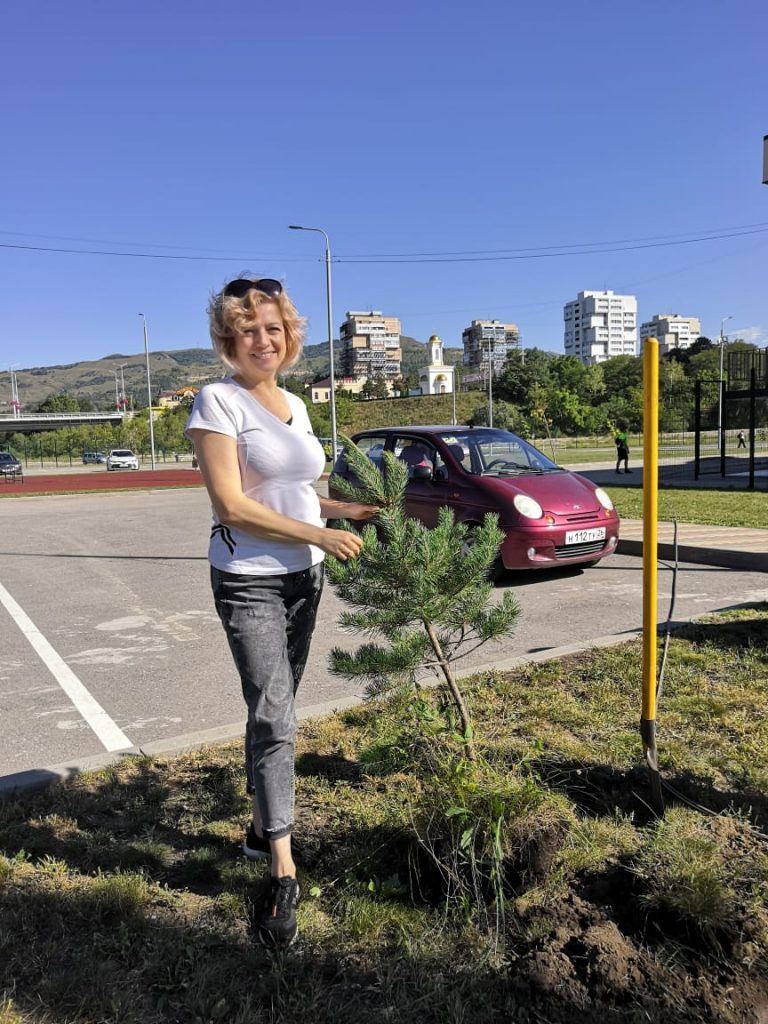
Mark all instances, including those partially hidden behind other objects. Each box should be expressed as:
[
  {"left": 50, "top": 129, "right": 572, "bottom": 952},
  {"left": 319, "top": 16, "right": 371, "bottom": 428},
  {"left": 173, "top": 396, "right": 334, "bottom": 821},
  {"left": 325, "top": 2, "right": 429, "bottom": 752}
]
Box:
[
  {"left": 737, "top": 429, "right": 747, "bottom": 449},
  {"left": 186, "top": 276, "right": 377, "bottom": 947},
  {"left": 614, "top": 420, "right": 632, "bottom": 474}
]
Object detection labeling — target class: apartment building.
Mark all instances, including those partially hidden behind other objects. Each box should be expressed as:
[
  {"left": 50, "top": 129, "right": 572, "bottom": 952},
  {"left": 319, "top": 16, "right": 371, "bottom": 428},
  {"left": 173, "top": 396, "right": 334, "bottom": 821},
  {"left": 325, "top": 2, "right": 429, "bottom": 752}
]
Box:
[
  {"left": 339, "top": 310, "right": 402, "bottom": 381},
  {"left": 639, "top": 314, "right": 702, "bottom": 354},
  {"left": 563, "top": 291, "right": 638, "bottom": 365},
  {"left": 462, "top": 320, "right": 520, "bottom": 374}
]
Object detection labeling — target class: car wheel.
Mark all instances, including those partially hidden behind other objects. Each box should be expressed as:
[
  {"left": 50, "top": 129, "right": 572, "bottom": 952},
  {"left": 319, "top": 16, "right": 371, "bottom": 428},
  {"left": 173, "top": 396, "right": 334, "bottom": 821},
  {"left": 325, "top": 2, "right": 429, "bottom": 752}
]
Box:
[{"left": 460, "top": 524, "right": 504, "bottom": 582}]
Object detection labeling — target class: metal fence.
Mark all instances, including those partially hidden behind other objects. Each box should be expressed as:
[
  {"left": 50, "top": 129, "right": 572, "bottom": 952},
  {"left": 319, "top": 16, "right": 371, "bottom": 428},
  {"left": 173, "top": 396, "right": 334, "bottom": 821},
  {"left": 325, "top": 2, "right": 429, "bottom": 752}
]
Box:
[{"left": 656, "top": 377, "right": 767, "bottom": 490}]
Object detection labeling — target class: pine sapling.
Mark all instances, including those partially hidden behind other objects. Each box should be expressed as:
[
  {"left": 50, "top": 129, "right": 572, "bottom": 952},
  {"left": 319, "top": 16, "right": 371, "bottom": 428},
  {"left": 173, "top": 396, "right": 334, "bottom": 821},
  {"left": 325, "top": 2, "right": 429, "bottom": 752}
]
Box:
[{"left": 326, "top": 436, "right": 521, "bottom": 762}]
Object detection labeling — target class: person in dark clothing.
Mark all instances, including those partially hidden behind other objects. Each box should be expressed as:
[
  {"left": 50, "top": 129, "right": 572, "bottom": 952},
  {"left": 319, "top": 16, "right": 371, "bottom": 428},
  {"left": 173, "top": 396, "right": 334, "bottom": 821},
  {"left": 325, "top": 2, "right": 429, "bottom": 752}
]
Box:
[
  {"left": 614, "top": 421, "right": 631, "bottom": 474},
  {"left": 737, "top": 430, "right": 747, "bottom": 449}
]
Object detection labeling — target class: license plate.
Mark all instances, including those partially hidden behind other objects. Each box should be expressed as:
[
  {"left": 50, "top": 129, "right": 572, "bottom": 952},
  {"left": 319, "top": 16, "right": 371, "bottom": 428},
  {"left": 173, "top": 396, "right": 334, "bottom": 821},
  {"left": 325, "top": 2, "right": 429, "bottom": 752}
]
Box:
[{"left": 564, "top": 527, "right": 606, "bottom": 545}]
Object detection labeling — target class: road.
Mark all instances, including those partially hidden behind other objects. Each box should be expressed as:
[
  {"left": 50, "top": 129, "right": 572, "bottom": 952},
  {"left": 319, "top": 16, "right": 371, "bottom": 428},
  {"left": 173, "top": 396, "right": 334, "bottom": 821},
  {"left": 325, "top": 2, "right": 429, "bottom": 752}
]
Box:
[{"left": 1, "top": 487, "right": 765, "bottom": 781}]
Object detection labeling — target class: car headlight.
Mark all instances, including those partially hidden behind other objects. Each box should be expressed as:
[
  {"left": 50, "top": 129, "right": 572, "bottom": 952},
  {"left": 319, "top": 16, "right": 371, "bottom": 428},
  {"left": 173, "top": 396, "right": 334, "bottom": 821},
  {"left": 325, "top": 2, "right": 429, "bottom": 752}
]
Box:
[
  {"left": 594, "top": 487, "right": 614, "bottom": 511},
  {"left": 513, "top": 494, "right": 544, "bottom": 520}
]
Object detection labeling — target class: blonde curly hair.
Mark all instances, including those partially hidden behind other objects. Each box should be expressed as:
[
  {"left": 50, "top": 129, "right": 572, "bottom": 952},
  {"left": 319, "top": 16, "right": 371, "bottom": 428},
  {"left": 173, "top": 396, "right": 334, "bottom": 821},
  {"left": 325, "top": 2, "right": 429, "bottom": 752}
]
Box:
[{"left": 207, "top": 277, "right": 307, "bottom": 371}]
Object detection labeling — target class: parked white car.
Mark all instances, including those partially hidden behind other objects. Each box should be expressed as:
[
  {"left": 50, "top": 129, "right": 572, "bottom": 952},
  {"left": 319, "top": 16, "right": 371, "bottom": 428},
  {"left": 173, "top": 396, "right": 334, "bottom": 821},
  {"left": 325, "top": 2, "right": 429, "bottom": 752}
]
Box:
[{"left": 106, "top": 449, "right": 139, "bottom": 471}]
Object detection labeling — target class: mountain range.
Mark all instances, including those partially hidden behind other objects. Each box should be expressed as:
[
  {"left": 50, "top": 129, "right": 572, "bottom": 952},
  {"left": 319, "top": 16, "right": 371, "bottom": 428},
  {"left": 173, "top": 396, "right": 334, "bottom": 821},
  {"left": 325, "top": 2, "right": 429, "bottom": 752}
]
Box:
[{"left": 3, "top": 337, "right": 464, "bottom": 411}]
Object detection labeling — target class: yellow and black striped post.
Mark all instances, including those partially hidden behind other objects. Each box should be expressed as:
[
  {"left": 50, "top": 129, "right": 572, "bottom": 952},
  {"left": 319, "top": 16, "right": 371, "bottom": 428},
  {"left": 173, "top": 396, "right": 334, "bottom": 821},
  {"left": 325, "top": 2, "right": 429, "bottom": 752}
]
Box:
[{"left": 641, "top": 337, "right": 664, "bottom": 813}]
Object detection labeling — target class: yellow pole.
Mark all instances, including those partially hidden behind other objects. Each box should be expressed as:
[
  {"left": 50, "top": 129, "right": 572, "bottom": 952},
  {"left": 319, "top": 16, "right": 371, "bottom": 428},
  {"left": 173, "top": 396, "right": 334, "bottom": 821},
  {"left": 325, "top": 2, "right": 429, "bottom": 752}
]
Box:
[{"left": 641, "top": 337, "right": 663, "bottom": 812}]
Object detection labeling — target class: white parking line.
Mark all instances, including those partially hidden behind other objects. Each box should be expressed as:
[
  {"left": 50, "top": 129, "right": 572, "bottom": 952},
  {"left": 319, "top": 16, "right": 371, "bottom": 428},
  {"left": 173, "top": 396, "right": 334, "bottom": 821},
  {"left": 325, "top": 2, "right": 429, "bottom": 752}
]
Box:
[{"left": 0, "top": 580, "right": 132, "bottom": 752}]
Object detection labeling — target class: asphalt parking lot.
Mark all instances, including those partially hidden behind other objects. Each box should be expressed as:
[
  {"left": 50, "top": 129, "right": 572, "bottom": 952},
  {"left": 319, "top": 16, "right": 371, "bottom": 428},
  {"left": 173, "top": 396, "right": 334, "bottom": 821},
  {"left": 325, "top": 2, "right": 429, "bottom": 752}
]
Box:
[{"left": 1, "top": 487, "right": 766, "bottom": 784}]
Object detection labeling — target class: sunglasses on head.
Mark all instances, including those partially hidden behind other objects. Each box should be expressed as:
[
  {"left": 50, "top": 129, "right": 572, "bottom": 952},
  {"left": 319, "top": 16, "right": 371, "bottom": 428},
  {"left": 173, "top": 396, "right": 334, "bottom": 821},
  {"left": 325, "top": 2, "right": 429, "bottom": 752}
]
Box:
[{"left": 222, "top": 278, "right": 283, "bottom": 300}]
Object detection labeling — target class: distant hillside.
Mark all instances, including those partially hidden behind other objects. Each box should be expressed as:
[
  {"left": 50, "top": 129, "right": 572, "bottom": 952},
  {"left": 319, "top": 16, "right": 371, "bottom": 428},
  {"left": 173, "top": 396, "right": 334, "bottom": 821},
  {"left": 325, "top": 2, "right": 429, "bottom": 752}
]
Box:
[
  {"left": 343, "top": 392, "right": 482, "bottom": 433},
  {"left": 2, "top": 337, "right": 464, "bottom": 411},
  {"left": 3, "top": 349, "right": 224, "bottom": 412}
]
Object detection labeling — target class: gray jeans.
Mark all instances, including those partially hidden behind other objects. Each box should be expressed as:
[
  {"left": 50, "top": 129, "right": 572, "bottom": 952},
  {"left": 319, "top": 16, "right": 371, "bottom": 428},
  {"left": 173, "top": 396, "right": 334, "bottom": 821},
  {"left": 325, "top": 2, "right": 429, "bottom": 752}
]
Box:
[{"left": 211, "top": 563, "right": 324, "bottom": 840}]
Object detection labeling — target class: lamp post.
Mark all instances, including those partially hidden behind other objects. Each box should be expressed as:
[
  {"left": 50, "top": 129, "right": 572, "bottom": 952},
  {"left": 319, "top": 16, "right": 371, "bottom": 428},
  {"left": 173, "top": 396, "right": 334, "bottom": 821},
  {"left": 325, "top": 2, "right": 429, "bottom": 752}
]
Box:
[
  {"left": 138, "top": 313, "right": 157, "bottom": 470},
  {"left": 486, "top": 338, "right": 495, "bottom": 428},
  {"left": 718, "top": 315, "right": 733, "bottom": 447},
  {"left": 289, "top": 224, "right": 338, "bottom": 463},
  {"left": 112, "top": 370, "right": 121, "bottom": 411}
]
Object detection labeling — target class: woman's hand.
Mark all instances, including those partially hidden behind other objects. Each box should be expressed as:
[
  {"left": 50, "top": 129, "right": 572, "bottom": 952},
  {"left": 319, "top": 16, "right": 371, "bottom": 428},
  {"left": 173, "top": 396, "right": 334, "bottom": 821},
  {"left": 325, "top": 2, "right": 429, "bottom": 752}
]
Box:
[
  {"left": 341, "top": 502, "right": 379, "bottom": 521},
  {"left": 318, "top": 528, "right": 365, "bottom": 561}
]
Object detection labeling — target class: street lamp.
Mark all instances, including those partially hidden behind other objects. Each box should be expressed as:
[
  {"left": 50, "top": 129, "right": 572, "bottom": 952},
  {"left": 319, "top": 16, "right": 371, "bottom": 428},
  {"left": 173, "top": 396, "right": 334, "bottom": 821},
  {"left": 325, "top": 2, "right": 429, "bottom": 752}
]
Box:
[
  {"left": 138, "top": 313, "right": 157, "bottom": 470},
  {"left": 112, "top": 370, "right": 121, "bottom": 411},
  {"left": 718, "top": 315, "right": 733, "bottom": 447},
  {"left": 486, "top": 338, "right": 495, "bottom": 429},
  {"left": 289, "top": 224, "right": 338, "bottom": 464}
]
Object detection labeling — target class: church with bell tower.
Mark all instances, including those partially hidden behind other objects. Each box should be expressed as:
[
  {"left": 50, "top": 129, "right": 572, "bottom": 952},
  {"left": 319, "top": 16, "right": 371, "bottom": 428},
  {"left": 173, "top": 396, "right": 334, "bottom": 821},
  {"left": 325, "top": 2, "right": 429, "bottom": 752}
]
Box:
[{"left": 418, "top": 334, "right": 455, "bottom": 395}]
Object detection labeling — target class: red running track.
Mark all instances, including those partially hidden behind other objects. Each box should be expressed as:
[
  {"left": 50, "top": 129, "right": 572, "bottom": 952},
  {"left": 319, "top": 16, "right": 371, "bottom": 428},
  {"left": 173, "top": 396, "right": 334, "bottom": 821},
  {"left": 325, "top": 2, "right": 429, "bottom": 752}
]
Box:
[{"left": 0, "top": 469, "right": 205, "bottom": 496}]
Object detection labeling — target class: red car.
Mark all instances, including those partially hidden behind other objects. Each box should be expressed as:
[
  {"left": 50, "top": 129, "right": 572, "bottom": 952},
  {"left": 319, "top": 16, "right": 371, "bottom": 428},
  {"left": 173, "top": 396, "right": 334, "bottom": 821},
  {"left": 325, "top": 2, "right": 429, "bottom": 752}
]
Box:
[{"left": 329, "top": 426, "right": 620, "bottom": 573}]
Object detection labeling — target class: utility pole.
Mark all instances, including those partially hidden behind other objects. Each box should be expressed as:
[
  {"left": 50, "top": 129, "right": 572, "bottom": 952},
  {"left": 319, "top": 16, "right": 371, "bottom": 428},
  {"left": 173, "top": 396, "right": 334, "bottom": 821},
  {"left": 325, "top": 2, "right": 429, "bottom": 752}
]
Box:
[
  {"left": 718, "top": 315, "right": 733, "bottom": 448},
  {"left": 289, "top": 224, "right": 338, "bottom": 463},
  {"left": 486, "top": 338, "right": 495, "bottom": 428},
  {"left": 9, "top": 368, "right": 21, "bottom": 417},
  {"left": 119, "top": 364, "right": 127, "bottom": 410},
  {"left": 138, "top": 314, "right": 157, "bottom": 470}
]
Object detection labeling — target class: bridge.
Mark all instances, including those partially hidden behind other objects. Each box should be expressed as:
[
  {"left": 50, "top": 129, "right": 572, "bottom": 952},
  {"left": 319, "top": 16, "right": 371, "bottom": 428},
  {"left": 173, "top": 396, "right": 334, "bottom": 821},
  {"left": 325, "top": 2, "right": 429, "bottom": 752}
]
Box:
[{"left": 0, "top": 411, "right": 125, "bottom": 434}]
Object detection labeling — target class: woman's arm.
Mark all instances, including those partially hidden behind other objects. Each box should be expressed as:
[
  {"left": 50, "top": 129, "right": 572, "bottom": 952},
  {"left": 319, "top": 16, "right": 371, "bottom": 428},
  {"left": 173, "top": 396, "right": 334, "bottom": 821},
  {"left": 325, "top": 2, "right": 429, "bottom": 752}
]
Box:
[
  {"left": 189, "top": 429, "right": 363, "bottom": 560},
  {"left": 319, "top": 496, "right": 379, "bottom": 520}
]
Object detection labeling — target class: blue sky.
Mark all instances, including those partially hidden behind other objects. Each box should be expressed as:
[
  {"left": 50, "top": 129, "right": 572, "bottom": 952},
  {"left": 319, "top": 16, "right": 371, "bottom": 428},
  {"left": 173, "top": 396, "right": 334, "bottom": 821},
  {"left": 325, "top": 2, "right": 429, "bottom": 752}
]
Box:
[{"left": 1, "top": 0, "right": 766, "bottom": 373}]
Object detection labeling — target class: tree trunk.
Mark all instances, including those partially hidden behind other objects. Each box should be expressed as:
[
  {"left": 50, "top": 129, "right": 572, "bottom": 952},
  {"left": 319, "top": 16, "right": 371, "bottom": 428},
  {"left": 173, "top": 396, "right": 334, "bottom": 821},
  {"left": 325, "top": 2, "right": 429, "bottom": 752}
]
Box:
[{"left": 424, "top": 621, "right": 477, "bottom": 761}]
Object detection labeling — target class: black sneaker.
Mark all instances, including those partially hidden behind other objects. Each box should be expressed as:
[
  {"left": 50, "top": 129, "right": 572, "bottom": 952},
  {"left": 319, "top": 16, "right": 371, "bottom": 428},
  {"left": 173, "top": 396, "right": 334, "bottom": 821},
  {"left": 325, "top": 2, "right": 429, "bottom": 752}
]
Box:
[
  {"left": 243, "top": 823, "right": 270, "bottom": 861},
  {"left": 243, "top": 824, "right": 303, "bottom": 862},
  {"left": 257, "top": 876, "right": 300, "bottom": 947}
]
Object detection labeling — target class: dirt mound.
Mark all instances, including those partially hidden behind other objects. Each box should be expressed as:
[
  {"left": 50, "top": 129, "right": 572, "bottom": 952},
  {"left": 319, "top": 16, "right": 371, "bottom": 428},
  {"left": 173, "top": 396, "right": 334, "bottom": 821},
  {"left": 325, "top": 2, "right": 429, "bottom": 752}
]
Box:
[{"left": 513, "top": 890, "right": 768, "bottom": 1023}]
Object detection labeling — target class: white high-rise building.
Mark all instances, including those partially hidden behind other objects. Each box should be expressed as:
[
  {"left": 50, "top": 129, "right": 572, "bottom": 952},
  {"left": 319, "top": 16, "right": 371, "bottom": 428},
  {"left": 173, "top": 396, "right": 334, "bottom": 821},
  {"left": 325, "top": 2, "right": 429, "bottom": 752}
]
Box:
[
  {"left": 640, "top": 314, "right": 701, "bottom": 354},
  {"left": 563, "top": 290, "right": 638, "bottom": 365}
]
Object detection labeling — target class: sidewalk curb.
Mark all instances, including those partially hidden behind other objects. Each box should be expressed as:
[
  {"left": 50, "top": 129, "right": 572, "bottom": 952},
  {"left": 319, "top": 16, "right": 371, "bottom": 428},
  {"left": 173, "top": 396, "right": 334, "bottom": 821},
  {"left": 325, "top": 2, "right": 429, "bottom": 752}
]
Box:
[
  {"left": 0, "top": 630, "right": 647, "bottom": 798},
  {"left": 617, "top": 538, "right": 768, "bottom": 573}
]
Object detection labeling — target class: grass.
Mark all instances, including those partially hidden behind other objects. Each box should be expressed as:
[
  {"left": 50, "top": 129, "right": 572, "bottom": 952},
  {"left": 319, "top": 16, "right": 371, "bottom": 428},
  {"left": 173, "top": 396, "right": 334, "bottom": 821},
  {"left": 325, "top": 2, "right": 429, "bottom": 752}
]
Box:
[
  {"left": 1, "top": 604, "right": 768, "bottom": 1022},
  {"left": 607, "top": 486, "right": 768, "bottom": 529}
]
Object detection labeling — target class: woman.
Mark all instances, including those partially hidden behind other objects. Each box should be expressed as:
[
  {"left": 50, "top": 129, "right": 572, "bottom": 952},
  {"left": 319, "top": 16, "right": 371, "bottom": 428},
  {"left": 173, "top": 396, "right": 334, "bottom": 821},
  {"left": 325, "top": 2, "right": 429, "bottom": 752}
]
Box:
[{"left": 186, "top": 277, "right": 376, "bottom": 947}]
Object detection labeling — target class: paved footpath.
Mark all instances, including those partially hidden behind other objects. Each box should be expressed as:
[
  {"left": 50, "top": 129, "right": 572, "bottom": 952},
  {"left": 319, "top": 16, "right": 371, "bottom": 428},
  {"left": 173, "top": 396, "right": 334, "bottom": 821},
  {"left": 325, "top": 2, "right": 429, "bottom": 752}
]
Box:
[{"left": 618, "top": 520, "right": 768, "bottom": 572}]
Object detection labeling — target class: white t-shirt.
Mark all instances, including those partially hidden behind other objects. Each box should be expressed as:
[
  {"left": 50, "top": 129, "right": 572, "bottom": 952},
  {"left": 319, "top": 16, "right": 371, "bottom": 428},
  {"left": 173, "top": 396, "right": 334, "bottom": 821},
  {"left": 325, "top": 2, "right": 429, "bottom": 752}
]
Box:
[{"left": 185, "top": 378, "right": 326, "bottom": 575}]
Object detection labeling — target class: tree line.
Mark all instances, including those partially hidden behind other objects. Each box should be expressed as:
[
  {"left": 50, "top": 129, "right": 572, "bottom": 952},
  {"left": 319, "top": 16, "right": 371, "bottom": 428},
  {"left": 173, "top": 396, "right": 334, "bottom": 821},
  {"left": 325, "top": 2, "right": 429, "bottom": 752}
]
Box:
[
  {"left": 2, "top": 337, "right": 763, "bottom": 459},
  {"left": 293, "top": 337, "right": 764, "bottom": 440}
]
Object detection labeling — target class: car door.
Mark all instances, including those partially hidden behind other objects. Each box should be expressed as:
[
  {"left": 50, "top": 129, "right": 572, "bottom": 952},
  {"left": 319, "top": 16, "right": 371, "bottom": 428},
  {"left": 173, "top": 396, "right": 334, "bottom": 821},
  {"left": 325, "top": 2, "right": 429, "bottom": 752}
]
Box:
[
  {"left": 392, "top": 435, "right": 451, "bottom": 528},
  {"left": 330, "top": 434, "right": 389, "bottom": 501}
]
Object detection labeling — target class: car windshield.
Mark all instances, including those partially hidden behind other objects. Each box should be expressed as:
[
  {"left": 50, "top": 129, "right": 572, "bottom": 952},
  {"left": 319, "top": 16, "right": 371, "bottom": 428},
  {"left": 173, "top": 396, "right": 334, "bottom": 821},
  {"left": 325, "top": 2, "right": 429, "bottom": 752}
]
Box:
[
  {"left": 0, "top": 453, "right": 14, "bottom": 462},
  {"left": 112, "top": 450, "right": 133, "bottom": 457},
  {"left": 437, "top": 429, "right": 561, "bottom": 477}
]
